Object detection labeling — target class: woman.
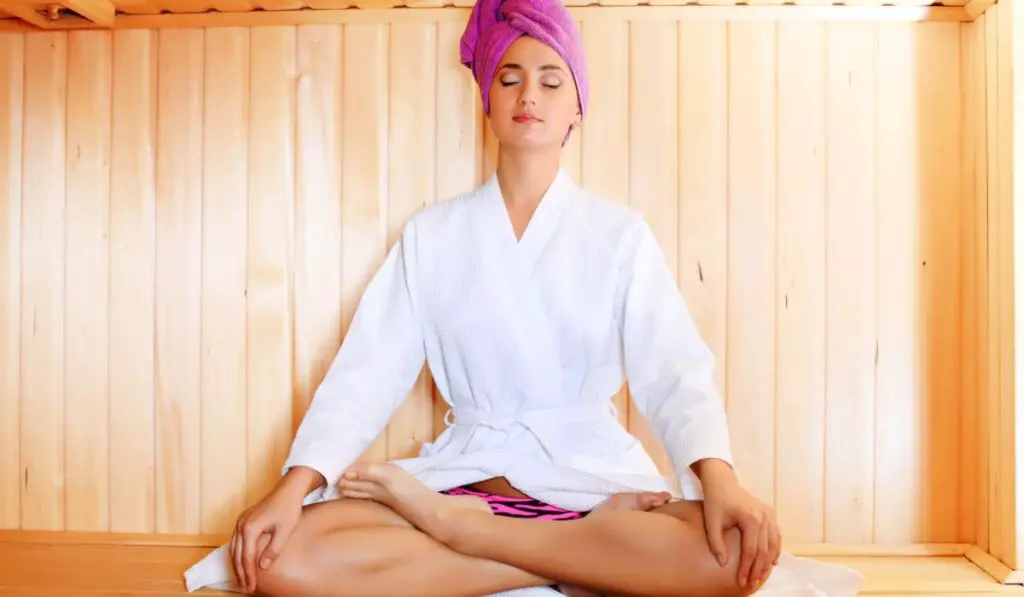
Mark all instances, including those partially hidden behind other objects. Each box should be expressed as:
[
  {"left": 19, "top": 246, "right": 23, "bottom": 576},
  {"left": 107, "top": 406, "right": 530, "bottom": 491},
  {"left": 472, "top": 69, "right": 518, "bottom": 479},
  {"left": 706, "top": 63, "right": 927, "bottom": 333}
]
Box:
[{"left": 184, "top": 0, "right": 865, "bottom": 595}]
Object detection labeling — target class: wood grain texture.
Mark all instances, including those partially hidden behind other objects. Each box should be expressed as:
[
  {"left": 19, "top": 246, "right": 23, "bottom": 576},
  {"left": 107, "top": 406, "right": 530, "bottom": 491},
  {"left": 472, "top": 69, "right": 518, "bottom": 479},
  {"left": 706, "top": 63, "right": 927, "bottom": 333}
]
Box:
[
  {"left": 0, "top": 18, "right": 1003, "bottom": 551},
  {"left": 111, "top": 29, "right": 158, "bottom": 534},
  {"left": 2, "top": 538, "right": 1021, "bottom": 596},
  {"left": 64, "top": 30, "right": 112, "bottom": 533},
  {"left": 21, "top": 31, "right": 68, "bottom": 532},
  {"left": 0, "top": 33, "right": 23, "bottom": 531},
  {"left": 961, "top": 0, "right": 1021, "bottom": 571}
]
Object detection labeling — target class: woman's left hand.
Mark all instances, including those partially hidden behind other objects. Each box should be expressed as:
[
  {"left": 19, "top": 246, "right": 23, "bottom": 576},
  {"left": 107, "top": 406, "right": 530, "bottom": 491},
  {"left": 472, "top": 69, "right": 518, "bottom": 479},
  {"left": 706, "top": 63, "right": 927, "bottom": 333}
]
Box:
[{"left": 701, "top": 471, "right": 781, "bottom": 589}]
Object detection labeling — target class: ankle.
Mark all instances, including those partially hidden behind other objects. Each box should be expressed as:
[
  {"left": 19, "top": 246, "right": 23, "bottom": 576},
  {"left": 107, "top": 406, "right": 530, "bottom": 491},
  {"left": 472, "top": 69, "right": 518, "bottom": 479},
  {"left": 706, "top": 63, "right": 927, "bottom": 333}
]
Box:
[{"left": 437, "top": 510, "right": 489, "bottom": 553}]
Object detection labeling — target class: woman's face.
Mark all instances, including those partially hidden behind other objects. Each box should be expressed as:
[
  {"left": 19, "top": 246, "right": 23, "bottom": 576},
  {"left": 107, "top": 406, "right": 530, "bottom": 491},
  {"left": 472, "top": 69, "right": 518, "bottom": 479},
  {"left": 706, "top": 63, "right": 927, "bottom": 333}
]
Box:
[{"left": 487, "top": 35, "right": 581, "bottom": 150}]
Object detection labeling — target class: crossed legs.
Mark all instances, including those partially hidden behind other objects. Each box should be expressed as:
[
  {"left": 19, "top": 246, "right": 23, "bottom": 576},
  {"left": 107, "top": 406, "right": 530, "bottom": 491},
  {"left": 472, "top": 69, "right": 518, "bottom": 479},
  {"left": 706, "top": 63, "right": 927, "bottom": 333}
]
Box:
[{"left": 252, "top": 465, "right": 769, "bottom": 597}]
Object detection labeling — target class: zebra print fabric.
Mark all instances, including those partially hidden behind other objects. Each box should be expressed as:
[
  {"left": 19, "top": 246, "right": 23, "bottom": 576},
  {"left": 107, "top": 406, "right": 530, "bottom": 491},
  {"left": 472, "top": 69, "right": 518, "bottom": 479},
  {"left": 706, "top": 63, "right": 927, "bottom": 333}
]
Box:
[{"left": 440, "top": 486, "right": 589, "bottom": 521}]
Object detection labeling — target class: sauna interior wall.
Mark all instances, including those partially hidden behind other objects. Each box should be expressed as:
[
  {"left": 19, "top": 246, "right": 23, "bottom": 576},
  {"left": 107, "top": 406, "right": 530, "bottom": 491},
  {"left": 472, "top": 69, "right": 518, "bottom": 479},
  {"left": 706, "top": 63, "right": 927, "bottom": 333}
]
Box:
[
  {"left": 0, "top": 17, "right": 973, "bottom": 547},
  {"left": 962, "top": 0, "right": 1019, "bottom": 570}
]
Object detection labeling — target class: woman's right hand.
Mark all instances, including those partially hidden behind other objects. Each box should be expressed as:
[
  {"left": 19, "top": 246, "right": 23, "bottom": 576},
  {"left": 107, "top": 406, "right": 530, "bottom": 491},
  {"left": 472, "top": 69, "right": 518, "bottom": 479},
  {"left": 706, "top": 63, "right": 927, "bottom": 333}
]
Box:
[{"left": 230, "top": 467, "right": 323, "bottom": 593}]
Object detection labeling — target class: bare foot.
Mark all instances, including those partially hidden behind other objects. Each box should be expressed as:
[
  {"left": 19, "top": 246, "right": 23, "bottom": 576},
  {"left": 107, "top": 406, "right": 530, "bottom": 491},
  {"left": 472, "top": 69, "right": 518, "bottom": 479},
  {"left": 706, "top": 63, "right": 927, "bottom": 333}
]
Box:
[
  {"left": 592, "top": 490, "right": 673, "bottom": 513},
  {"left": 338, "top": 462, "right": 492, "bottom": 545},
  {"left": 556, "top": 490, "right": 673, "bottom": 597}
]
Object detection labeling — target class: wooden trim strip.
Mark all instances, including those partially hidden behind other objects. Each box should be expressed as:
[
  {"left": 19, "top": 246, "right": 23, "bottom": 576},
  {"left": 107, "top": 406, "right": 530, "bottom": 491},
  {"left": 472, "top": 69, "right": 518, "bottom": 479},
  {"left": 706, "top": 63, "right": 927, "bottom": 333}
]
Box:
[
  {"left": 965, "top": 0, "right": 997, "bottom": 19},
  {"left": 0, "top": 530, "right": 229, "bottom": 547},
  {"left": 0, "top": 3, "right": 970, "bottom": 30},
  {"left": 788, "top": 543, "right": 972, "bottom": 557},
  {"left": 0, "top": 531, "right": 976, "bottom": 556},
  {"left": 967, "top": 545, "right": 1024, "bottom": 584},
  {"left": 2, "top": 4, "right": 53, "bottom": 28},
  {"left": 62, "top": 0, "right": 116, "bottom": 26}
]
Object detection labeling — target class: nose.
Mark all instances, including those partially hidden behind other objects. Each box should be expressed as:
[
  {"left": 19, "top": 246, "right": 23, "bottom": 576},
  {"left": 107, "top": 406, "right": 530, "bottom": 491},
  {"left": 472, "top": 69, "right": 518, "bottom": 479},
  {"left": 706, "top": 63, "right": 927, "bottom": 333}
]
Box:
[{"left": 517, "top": 79, "right": 539, "bottom": 105}]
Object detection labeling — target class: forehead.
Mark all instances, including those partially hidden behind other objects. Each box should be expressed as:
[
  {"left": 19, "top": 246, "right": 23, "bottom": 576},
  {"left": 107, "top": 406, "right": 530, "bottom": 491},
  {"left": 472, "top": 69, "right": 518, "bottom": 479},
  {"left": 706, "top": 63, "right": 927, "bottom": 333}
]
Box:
[{"left": 498, "top": 35, "right": 569, "bottom": 70}]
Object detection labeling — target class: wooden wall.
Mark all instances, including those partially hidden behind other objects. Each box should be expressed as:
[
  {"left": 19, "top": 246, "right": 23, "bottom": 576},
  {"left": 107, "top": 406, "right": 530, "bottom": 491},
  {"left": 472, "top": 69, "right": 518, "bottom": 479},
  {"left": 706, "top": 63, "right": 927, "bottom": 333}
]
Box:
[
  {"left": 962, "top": 0, "right": 1021, "bottom": 571},
  {"left": 0, "top": 15, "right": 975, "bottom": 547}
]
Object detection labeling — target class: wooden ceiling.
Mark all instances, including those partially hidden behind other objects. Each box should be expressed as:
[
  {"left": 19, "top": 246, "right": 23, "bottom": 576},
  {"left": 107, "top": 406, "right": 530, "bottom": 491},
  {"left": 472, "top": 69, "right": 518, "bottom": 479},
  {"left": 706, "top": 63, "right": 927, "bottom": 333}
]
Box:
[{"left": 0, "top": 0, "right": 988, "bottom": 29}]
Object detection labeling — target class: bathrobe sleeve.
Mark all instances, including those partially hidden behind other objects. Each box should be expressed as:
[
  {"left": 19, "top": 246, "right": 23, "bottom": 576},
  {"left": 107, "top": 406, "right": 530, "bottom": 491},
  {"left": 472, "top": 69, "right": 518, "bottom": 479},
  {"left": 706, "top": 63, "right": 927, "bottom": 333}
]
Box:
[
  {"left": 616, "top": 219, "right": 734, "bottom": 484},
  {"left": 281, "top": 221, "right": 427, "bottom": 498}
]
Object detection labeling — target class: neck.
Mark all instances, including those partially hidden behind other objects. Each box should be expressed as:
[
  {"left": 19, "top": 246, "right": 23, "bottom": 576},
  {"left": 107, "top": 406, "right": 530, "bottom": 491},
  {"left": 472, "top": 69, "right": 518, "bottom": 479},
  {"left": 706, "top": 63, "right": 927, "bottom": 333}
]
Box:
[{"left": 495, "top": 145, "right": 562, "bottom": 210}]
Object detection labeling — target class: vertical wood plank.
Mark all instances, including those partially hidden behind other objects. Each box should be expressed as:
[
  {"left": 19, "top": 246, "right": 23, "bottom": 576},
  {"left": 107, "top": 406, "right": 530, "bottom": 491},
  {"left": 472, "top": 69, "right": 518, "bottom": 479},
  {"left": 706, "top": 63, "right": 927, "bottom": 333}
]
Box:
[
  {"left": 201, "top": 27, "right": 250, "bottom": 534},
  {"left": 0, "top": 33, "right": 23, "bottom": 530},
  {"left": 21, "top": 31, "right": 67, "bottom": 531},
  {"left": 995, "top": 0, "right": 1019, "bottom": 569},
  {"left": 154, "top": 28, "right": 202, "bottom": 534},
  {"left": 676, "top": 22, "right": 727, "bottom": 423},
  {"left": 342, "top": 23, "right": 390, "bottom": 463},
  {"left": 387, "top": 22, "right": 436, "bottom": 461},
  {"left": 823, "top": 22, "right": 876, "bottom": 543},
  {"left": 294, "top": 25, "right": 343, "bottom": 436},
  {"left": 64, "top": 30, "right": 112, "bottom": 532},
  {"left": 726, "top": 21, "right": 776, "bottom": 505},
  {"left": 984, "top": 7, "right": 1002, "bottom": 561},
  {"left": 433, "top": 20, "right": 481, "bottom": 435},
  {"left": 1010, "top": 0, "right": 1024, "bottom": 569},
  {"left": 916, "top": 22, "right": 963, "bottom": 543},
  {"left": 875, "top": 22, "right": 916, "bottom": 544},
  {"left": 581, "top": 18, "right": 630, "bottom": 427},
  {"left": 628, "top": 20, "right": 677, "bottom": 479},
  {"left": 775, "top": 20, "right": 827, "bottom": 543},
  {"left": 247, "top": 25, "right": 296, "bottom": 507},
  {"left": 110, "top": 29, "right": 157, "bottom": 533},
  {"left": 968, "top": 14, "right": 990, "bottom": 553},
  {"left": 960, "top": 16, "right": 985, "bottom": 549}
]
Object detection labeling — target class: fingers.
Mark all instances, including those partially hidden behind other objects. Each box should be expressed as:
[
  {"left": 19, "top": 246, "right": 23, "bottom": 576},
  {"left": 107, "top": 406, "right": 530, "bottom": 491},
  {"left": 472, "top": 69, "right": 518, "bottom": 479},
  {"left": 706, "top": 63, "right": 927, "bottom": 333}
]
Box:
[
  {"left": 258, "top": 524, "right": 289, "bottom": 571},
  {"left": 231, "top": 529, "right": 245, "bottom": 591},
  {"left": 749, "top": 517, "right": 769, "bottom": 587},
  {"left": 703, "top": 507, "right": 729, "bottom": 567},
  {"left": 242, "top": 525, "right": 261, "bottom": 593},
  {"left": 769, "top": 517, "right": 782, "bottom": 565},
  {"left": 338, "top": 478, "right": 376, "bottom": 498},
  {"left": 736, "top": 515, "right": 759, "bottom": 587}
]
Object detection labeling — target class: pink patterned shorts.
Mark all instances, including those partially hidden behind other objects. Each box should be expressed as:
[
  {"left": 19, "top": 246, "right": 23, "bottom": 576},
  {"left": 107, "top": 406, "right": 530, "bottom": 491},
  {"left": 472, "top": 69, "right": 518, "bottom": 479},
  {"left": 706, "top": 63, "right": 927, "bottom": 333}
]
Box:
[{"left": 440, "top": 485, "right": 589, "bottom": 521}]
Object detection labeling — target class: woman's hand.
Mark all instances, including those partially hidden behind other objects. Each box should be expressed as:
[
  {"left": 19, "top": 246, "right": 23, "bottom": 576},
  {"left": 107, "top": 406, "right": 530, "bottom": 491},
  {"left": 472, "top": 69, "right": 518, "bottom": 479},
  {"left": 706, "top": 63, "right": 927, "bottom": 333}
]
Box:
[
  {"left": 698, "top": 461, "right": 781, "bottom": 589},
  {"left": 229, "top": 467, "right": 321, "bottom": 593}
]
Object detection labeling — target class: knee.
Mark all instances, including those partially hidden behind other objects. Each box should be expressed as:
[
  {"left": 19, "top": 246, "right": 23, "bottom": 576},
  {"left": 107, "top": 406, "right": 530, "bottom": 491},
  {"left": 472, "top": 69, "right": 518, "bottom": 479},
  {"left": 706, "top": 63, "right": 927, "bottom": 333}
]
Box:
[
  {"left": 247, "top": 536, "right": 313, "bottom": 597},
  {"left": 251, "top": 557, "right": 304, "bottom": 597},
  {"left": 701, "top": 524, "right": 775, "bottom": 597},
  {"left": 250, "top": 530, "right": 394, "bottom": 597}
]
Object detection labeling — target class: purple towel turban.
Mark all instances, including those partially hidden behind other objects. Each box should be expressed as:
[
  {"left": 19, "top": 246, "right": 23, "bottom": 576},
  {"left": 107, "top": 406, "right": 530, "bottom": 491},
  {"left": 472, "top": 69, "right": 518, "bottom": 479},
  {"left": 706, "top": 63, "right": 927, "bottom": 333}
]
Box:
[{"left": 459, "top": 0, "right": 589, "bottom": 122}]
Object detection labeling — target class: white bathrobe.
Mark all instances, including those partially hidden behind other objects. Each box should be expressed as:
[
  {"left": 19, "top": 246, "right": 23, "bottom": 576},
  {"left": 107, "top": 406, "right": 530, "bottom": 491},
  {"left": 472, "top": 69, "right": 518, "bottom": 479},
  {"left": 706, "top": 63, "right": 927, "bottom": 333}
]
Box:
[{"left": 184, "top": 171, "right": 865, "bottom": 597}]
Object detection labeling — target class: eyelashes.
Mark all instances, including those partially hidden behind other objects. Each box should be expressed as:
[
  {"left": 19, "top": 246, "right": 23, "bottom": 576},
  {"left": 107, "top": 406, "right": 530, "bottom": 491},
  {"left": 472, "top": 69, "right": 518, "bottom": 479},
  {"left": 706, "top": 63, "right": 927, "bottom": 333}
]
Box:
[
  {"left": 498, "top": 75, "right": 563, "bottom": 89},
  {"left": 500, "top": 80, "right": 562, "bottom": 89}
]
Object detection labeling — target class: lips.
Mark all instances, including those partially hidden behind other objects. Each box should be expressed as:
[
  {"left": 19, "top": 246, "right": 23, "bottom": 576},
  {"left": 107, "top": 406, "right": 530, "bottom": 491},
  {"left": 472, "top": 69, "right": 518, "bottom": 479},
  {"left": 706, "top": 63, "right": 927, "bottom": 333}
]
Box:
[{"left": 513, "top": 114, "right": 538, "bottom": 123}]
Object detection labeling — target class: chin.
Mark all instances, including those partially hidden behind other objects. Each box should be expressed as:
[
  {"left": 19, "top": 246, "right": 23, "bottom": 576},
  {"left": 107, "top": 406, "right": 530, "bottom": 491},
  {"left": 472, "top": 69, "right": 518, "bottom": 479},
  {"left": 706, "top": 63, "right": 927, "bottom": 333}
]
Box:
[{"left": 494, "top": 130, "right": 562, "bottom": 152}]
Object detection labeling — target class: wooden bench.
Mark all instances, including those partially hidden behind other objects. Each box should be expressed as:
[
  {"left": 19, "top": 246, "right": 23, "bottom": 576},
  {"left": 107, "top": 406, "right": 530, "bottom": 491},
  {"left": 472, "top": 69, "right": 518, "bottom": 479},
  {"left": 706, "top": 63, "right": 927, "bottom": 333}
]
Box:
[{"left": 1, "top": 532, "right": 1022, "bottom": 596}]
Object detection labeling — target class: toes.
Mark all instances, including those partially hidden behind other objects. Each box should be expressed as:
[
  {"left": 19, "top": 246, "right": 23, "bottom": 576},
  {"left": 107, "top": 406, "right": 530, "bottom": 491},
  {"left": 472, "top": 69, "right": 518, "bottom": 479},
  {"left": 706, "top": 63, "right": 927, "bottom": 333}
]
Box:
[
  {"left": 341, "top": 463, "right": 369, "bottom": 482},
  {"left": 635, "top": 491, "right": 670, "bottom": 510},
  {"left": 342, "top": 461, "right": 394, "bottom": 484},
  {"left": 338, "top": 479, "right": 377, "bottom": 495}
]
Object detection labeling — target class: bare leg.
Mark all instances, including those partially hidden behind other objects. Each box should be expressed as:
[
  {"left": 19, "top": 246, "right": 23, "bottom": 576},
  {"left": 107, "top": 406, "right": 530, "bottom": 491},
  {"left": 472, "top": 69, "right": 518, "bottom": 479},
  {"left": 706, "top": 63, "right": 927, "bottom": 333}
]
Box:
[
  {"left": 340, "top": 462, "right": 769, "bottom": 597},
  {"left": 556, "top": 492, "right": 676, "bottom": 597},
  {"left": 252, "top": 498, "right": 553, "bottom": 597}
]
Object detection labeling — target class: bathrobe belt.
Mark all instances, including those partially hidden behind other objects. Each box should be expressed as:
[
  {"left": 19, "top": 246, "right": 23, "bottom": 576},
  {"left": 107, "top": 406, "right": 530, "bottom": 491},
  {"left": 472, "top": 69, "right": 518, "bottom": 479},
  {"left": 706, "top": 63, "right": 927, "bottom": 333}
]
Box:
[{"left": 443, "top": 401, "right": 620, "bottom": 458}]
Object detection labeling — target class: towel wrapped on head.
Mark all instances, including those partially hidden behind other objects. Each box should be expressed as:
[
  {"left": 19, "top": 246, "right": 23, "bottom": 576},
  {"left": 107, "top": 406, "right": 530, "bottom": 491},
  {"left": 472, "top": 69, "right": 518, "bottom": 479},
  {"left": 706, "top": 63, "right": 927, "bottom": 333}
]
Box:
[{"left": 460, "top": 0, "right": 589, "bottom": 121}]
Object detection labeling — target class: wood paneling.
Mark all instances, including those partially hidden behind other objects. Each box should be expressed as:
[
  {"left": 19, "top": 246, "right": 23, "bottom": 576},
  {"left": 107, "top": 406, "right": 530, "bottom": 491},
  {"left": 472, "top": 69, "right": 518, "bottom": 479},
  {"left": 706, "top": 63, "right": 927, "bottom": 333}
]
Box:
[
  {"left": 962, "top": 0, "right": 1022, "bottom": 572},
  {"left": 0, "top": 18, "right": 981, "bottom": 548},
  {"left": 2, "top": 537, "right": 1020, "bottom": 596},
  {"left": 0, "top": 0, "right": 974, "bottom": 35}
]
